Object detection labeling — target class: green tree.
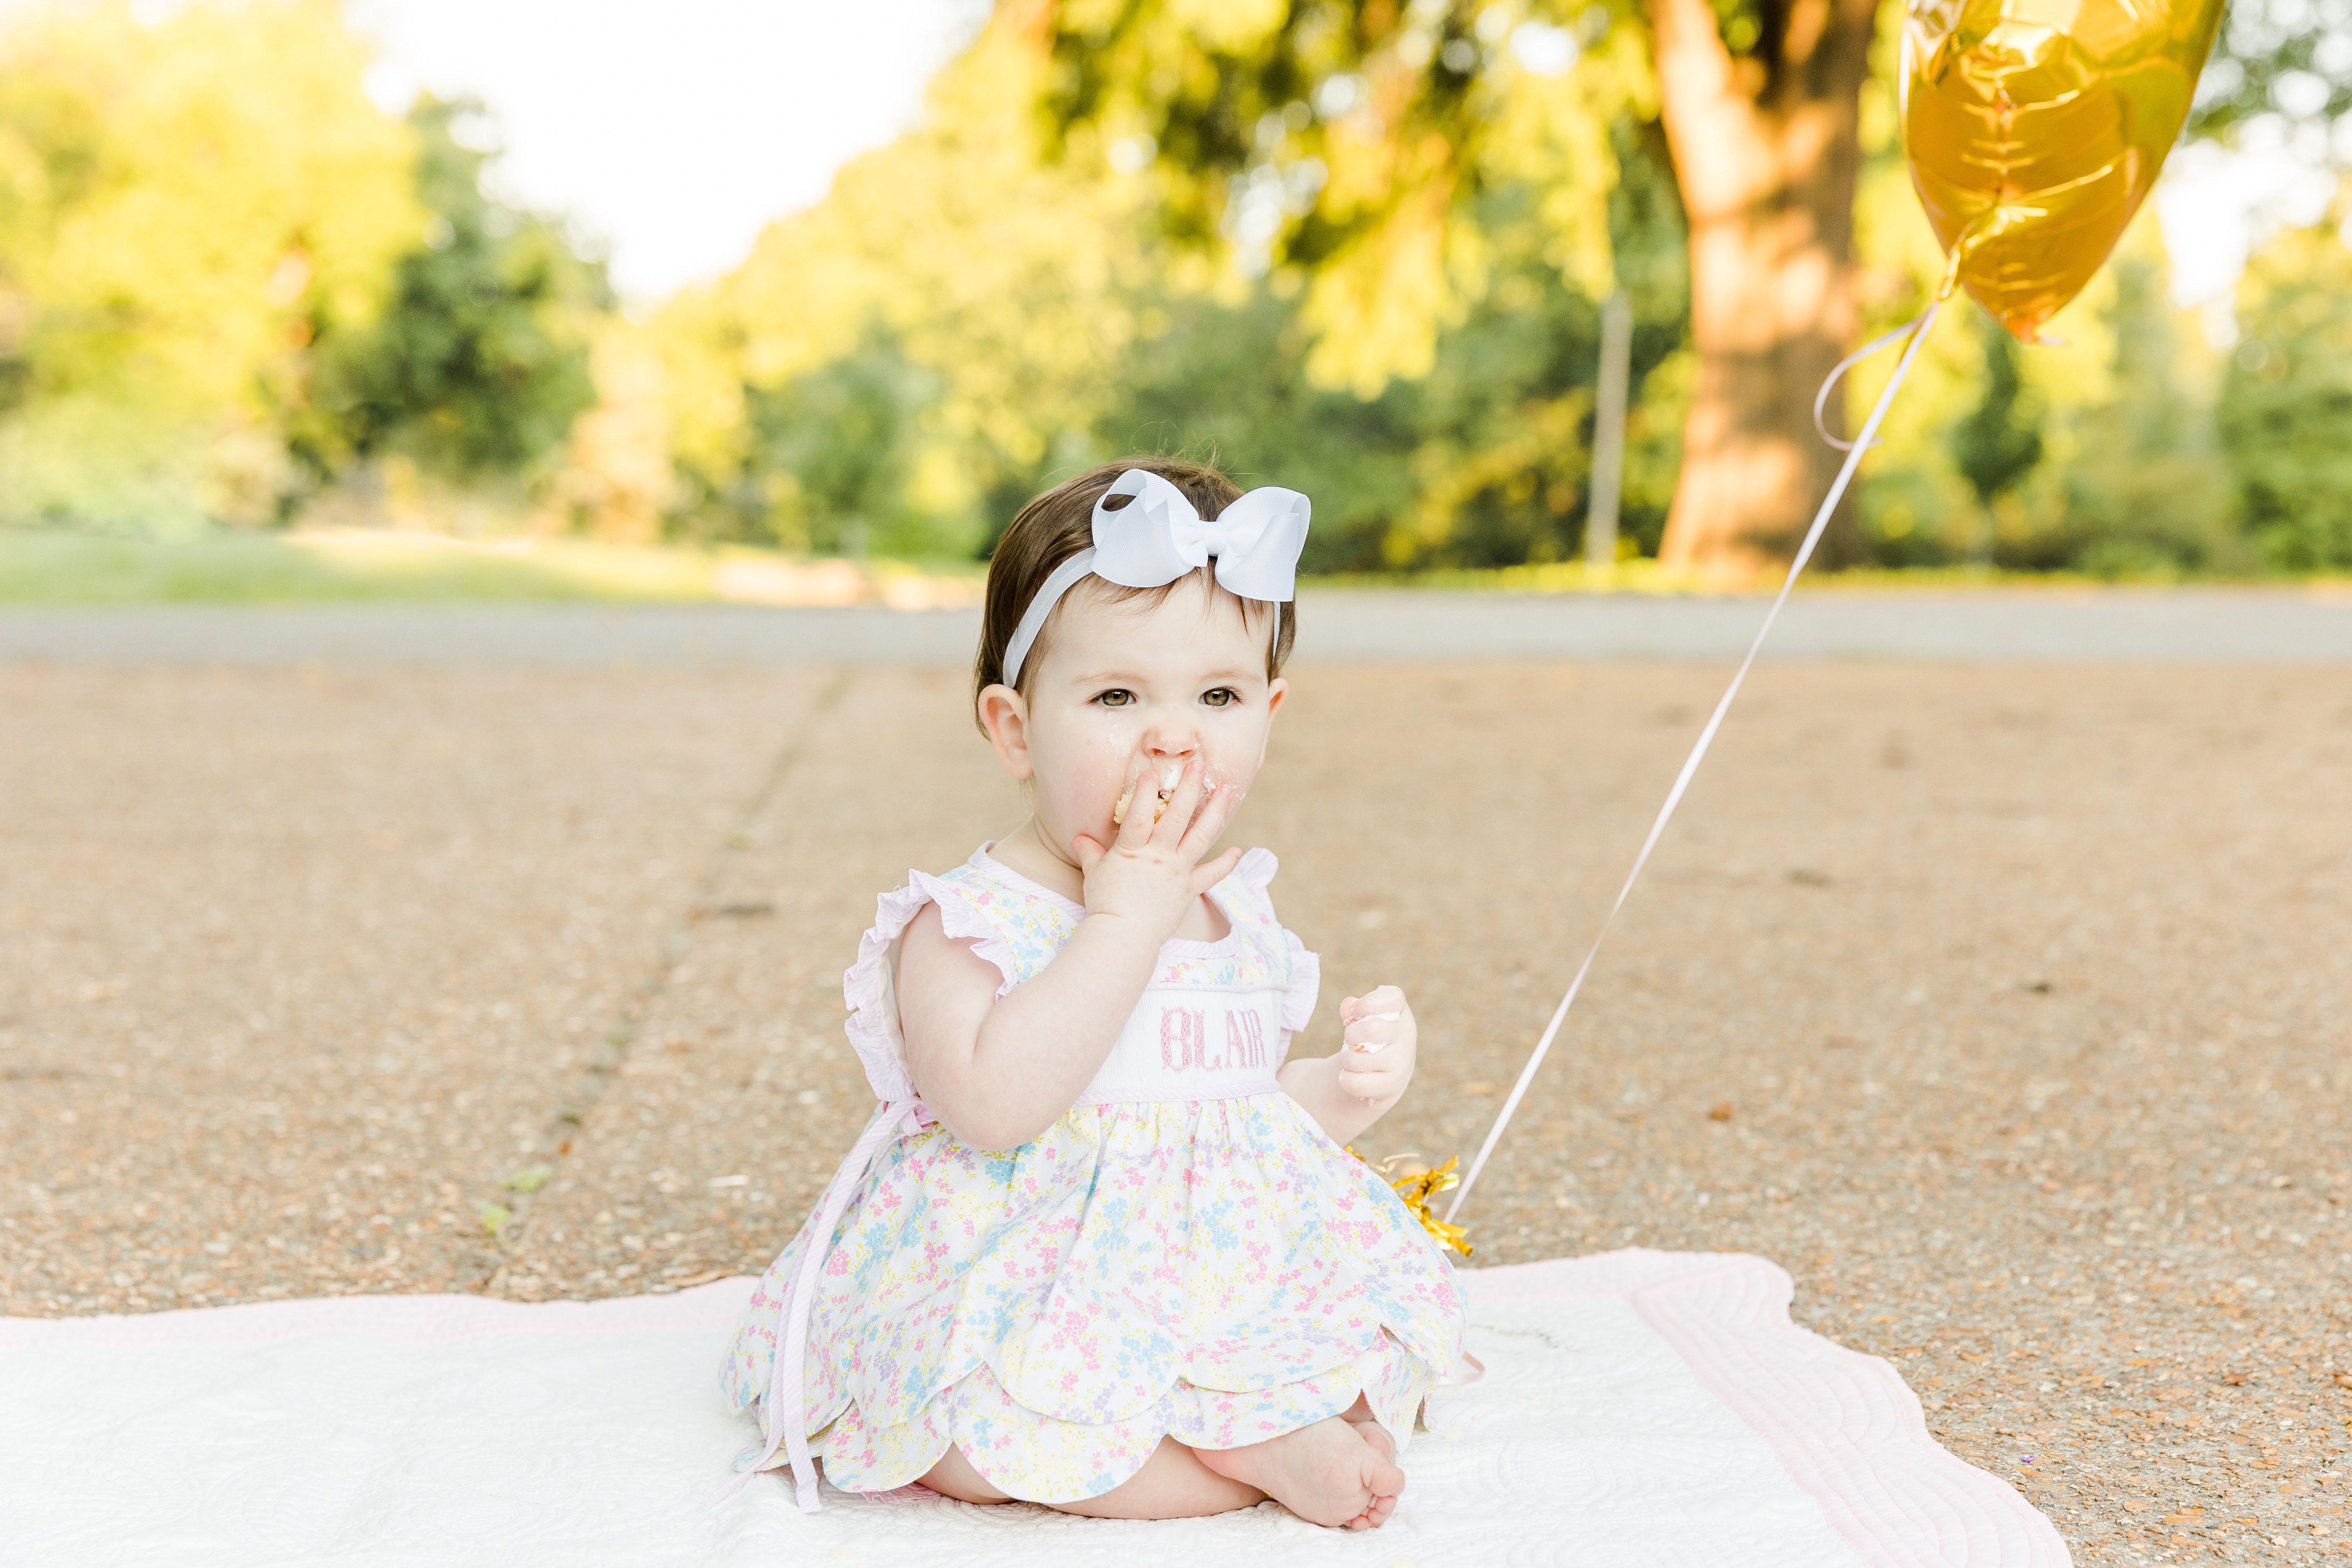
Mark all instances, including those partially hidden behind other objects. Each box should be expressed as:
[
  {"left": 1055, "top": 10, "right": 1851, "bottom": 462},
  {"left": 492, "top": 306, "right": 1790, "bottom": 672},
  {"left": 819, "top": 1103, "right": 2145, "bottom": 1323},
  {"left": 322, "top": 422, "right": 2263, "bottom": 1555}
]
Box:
[
  {"left": 1094, "top": 287, "right": 1424, "bottom": 574},
  {"left": 1093, "top": 141, "right": 1689, "bottom": 574},
  {"left": 745, "top": 345, "right": 925, "bottom": 554},
  {"left": 0, "top": 0, "right": 418, "bottom": 531},
  {"left": 640, "top": 1, "right": 1697, "bottom": 571},
  {"left": 646, "top": 6, "right": 1148, "bottom": 557},
  {"left": 1039, "top": 0, "right": 1877, "bottom": 584},
  {"left": 1950, "top": 312, "right": 2043, "bottom": 557},
  {"left": 670, "top": 335, "right": 945, "bottom": 554},
  {"left": 2218, "top": 216, "right": 2352, "bottom": 572},
  {"left": 292, "top": 95, "right": 608, "bottom": 488},
  {"left": 2183, "top": 0, "right": 2352, "bottom": 136},
  {"left": 2039, "top": 245, "right": 2233, "bottom": 577}
]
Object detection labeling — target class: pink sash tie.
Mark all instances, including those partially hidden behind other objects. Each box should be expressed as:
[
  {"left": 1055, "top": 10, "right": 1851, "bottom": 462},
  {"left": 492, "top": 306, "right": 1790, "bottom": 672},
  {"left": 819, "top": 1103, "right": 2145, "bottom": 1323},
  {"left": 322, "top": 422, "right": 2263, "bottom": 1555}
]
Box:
[{"left": 710, "top": 1099, "right": 930, "bottom": 1512}]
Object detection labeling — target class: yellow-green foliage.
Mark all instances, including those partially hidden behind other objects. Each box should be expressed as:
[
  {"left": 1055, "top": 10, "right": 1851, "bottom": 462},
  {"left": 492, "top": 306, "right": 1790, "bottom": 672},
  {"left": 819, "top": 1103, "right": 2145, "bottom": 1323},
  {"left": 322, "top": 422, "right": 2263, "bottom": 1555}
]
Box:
[
  {"left": 1303, "top": 14, "right": 1654, "bottom": 397},
  {"left": 644, "top": 12, "right": 1150, "bottom": 557},
  {"left": 1844, "top": 202, "right": 2229, "bottom": 574},
  {"left": 640, "top": 2, "right": 1672, "bottom": 566},
  {"left": 0, "top": 0, "right": 2297, "bottom": 580},
  {"left": 0, "top": 0, "right": 420, "bottom": 533},
  {"left": 1043, "top": 1, "right": 1649, "bottom": 399},
  {"left": 1843, "top": 0, "right": 2227, "bottom": 573},
  {"left": 2219, "top": 203, "right": 2352, "bottom": 571}
]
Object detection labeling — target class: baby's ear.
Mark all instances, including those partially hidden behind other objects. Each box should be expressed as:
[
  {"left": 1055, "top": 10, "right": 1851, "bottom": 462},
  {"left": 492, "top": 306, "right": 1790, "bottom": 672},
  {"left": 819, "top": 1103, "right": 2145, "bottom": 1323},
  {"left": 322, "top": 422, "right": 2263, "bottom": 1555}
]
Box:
[{"left": 976, "top": 684, "right": 1033, "bottom": 780}]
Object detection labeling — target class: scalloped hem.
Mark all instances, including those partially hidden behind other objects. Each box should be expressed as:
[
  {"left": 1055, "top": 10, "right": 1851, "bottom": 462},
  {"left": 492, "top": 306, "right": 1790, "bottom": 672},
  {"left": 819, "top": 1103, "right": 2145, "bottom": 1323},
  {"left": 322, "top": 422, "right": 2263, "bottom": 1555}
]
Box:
[{"left": 762, "top": 1332, "right": 1431, "bottom": 1506}]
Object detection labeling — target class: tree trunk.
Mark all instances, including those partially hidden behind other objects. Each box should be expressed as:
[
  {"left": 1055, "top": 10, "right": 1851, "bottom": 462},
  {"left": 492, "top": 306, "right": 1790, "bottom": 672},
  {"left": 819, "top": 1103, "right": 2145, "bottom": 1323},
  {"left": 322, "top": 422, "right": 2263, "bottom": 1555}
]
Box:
[
  {"left": 1646, "top": 0, "right": 1878, "bottom": 586},
  {"left": 1586, "top": 289, "right": 1634, "bottom": 575}
]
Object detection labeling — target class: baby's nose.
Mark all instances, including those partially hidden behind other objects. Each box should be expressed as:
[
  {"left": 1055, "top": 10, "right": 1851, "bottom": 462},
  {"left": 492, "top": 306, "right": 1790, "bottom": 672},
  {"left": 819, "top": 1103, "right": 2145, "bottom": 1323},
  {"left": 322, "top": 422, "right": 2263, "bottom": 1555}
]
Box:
[
  {"left": 1143, "top": 726, "right": 1197, "bottom": 757},
  {"left": 1141, "top": 724, "right": 1200, "bottom": 774}
]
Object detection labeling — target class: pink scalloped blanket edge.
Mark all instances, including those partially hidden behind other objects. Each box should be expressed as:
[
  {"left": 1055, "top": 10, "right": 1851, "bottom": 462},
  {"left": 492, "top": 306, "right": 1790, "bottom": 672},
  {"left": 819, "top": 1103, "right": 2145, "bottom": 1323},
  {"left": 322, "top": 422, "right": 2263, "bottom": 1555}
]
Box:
[{"left": 1467, "top": 1248, "right": 2071, "bottom": 1568}]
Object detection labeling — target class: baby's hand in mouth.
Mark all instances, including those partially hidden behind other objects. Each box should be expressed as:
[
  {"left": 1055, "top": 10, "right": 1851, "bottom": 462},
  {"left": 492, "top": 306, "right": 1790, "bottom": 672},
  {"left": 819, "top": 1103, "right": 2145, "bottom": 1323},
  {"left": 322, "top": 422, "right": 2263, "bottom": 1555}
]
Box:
[{"left": 1112, "top": 764, "right": 1185, "bottom": 827}]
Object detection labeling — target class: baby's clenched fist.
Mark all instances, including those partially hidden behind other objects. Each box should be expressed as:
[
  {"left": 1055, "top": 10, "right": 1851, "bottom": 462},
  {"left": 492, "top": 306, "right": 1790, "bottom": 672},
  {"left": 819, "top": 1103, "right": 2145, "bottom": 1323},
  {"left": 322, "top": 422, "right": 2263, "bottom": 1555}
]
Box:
[{"left": 1335, "top": 985, "right": 1416, "bottom": 1107}]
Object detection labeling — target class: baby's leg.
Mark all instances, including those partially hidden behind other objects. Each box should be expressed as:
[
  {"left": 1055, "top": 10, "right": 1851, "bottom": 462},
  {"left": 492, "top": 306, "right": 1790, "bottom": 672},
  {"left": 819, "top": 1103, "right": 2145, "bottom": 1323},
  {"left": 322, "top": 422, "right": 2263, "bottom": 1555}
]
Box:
[
  {"left": 919, "top": 1438, "right": 1262, "bottom": 1519},
  {"left": 1195, "top": 1415, "right": 1406, "bottom": 1530},
  {"left": 1051, "top": 1437, "right": 1265, "bottom": 1520},
  {"left": 919, "top": 1445, "right": 1013, "bottom": 1504}
]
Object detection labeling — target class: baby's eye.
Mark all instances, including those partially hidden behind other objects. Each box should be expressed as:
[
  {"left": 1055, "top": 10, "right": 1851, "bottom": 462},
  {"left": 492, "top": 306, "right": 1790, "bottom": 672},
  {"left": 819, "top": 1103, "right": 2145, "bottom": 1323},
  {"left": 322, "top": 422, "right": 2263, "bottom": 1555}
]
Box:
[
  {"left": 1093, "top": 689, "right": 1136, "bottom": 708},
  {"left": 1200, "top": 687, "right": 1240, "bottom": 708}
]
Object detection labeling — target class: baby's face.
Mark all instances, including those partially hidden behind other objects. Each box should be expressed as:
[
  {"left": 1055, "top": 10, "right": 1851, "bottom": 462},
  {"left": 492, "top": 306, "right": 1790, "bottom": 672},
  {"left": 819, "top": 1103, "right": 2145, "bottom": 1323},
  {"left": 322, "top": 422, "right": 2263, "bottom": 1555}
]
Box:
[{"left": 1005, "top": 572, "right": 1286, "bottom": 856}]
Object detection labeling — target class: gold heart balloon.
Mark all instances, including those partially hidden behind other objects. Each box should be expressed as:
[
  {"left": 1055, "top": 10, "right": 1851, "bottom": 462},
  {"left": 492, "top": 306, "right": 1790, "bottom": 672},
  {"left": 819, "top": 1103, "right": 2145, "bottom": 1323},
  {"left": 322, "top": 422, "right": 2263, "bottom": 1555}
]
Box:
[{"left": 1902, "top": 0, "right": 2226, "bottom": 341}]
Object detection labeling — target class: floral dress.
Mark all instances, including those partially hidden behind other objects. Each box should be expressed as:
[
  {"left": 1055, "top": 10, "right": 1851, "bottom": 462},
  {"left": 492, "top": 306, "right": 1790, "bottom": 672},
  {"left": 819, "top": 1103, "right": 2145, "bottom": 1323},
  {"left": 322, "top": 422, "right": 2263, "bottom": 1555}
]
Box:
[{"left": 720, "top": 844, "right": 1464, "bottom": 1508}]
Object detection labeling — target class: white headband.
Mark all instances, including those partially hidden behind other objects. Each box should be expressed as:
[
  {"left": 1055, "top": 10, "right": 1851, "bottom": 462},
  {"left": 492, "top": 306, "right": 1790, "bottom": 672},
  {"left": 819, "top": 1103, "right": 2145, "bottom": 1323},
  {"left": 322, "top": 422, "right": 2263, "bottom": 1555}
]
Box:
[{"left": 999, "top": 469, "right": 1311, "bottom": 687}]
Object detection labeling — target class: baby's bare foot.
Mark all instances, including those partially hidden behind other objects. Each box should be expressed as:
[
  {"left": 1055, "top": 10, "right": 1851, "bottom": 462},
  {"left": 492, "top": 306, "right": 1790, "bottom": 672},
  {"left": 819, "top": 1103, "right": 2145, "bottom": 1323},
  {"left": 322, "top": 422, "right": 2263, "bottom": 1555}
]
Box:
[
  {"left": 1196, "top": 1416, "right": 1405, "bottom": 1529},
  {"left": 1338, "top": 1420, "right": 1400, "bottom": 1528}
]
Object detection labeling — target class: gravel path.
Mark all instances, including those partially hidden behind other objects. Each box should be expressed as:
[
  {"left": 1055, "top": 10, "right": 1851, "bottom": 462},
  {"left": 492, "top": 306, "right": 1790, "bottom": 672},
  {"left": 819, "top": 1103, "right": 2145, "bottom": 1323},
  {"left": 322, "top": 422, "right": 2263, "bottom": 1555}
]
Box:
[{"left": 3, "top": 645, "right": 2347, "bottom": 1561}]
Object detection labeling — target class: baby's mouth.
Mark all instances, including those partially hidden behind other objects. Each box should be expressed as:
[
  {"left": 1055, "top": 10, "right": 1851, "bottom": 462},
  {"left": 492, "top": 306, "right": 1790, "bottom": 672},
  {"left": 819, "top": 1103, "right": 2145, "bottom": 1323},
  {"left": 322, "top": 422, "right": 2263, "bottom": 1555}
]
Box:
[{"left": 1111, "top": 765, "right": 1183, "bottom": 826}]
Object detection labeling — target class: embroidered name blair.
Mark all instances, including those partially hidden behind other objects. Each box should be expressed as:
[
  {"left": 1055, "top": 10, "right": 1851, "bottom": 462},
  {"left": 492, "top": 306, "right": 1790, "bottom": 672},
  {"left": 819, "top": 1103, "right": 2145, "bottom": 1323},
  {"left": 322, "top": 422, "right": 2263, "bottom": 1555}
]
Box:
[
  {"left": 1086, "top": 986, "right": 1287, "bottom": 1098},
  {"left": 1158, "top": 1001, "right": 1269, "bottom": 1070}
]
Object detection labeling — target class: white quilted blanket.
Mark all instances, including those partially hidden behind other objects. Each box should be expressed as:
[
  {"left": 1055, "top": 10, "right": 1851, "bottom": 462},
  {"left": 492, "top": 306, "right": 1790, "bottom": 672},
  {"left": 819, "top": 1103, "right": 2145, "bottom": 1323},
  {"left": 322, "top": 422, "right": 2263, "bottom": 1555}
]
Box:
[{"left": 0, "top": 1249, "right": 2067, "bottom": 1567}]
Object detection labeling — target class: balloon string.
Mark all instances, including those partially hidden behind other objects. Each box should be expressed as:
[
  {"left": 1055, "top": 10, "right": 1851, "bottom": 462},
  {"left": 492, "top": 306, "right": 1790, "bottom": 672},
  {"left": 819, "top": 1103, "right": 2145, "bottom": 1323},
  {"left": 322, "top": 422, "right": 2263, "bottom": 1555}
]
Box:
[
  {"left": 1813, "top": 309, "right": 1933, "bottom": 452},
  {"left": 1444, "top": 301, "right": 1944, "bottom": 1225}
]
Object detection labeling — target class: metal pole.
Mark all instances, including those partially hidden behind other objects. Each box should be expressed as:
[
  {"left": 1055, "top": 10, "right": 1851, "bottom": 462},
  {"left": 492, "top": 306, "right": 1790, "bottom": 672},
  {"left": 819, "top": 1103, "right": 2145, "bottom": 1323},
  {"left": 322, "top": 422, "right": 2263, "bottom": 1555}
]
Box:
[{"left": 1585, "top": 290, "right": 1632, "bottom": 579}]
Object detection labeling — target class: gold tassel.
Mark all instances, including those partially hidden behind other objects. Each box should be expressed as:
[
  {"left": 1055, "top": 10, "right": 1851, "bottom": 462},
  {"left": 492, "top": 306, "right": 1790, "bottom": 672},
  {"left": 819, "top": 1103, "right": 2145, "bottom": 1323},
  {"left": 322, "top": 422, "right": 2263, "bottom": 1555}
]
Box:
[{"left": 1349, "top": 1148, "right": 1473, "bottom": 1259}]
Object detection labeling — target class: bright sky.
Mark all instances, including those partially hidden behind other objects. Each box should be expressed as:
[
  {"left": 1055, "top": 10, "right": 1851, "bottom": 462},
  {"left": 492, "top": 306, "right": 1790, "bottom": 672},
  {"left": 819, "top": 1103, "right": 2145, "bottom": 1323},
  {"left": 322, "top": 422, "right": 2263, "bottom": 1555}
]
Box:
[
  {"left": 2156, "top": 135, "right": 2339, "bottom": 336},
  {"left": 347, "top": 0, "right": 986, "bottom": 303}
]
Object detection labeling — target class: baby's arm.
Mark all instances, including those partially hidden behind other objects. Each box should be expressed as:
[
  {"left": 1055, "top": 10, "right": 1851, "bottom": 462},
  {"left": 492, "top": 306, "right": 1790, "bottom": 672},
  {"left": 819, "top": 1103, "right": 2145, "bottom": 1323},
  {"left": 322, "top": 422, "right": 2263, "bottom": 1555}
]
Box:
[
  {"left": 897, "top": 760, "right": 1240, "bottom": 1150},
  {"left": 1277, "top": 985, "right": 1417, "bottom": 1146},
  {"left": 896, "top": 902, "right": 1162, "bottom": 1148}
]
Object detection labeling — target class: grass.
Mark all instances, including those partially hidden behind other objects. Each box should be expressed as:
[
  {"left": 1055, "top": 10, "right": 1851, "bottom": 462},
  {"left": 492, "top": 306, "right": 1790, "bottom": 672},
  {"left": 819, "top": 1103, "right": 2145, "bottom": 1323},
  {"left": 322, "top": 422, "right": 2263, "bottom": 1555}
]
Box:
[
  {"left": 3, "top": 526, "right": 2342, "bottom": 606},
  {"left": 0, "top": 527, "right": 984, "bottom": 607},
  {"left": 1313, "top": 560, "right": 2344, "bottom": 596}
]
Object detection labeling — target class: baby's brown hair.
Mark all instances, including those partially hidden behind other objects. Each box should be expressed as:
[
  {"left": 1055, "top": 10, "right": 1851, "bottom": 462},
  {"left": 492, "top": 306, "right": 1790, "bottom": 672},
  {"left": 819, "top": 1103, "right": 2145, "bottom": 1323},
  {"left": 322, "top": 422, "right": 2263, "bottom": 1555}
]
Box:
[{"left": 974, "top": 458, "right": 1298, "bottom": 723}]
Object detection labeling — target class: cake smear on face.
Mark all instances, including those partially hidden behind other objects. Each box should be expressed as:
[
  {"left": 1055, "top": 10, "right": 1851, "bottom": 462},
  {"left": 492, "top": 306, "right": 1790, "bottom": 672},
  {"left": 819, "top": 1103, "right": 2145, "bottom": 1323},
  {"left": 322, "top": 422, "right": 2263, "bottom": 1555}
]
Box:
[{"left": 1111, "top": 764, "right": 1184, "bottom": 827}]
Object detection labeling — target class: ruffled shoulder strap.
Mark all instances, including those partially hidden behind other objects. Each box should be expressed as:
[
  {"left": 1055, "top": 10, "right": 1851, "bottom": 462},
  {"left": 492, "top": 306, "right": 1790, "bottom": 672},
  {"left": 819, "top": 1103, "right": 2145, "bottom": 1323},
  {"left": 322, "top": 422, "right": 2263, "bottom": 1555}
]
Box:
[
  {"left": 1211, "top": 848, "right": 1321, "bottom": 1041},
  {"left": 840, "top": 853, "right": 1075, "bottom": 1103},
  {"left": 1279, "top": 928, "right": 1321, "bottom": 1038}
]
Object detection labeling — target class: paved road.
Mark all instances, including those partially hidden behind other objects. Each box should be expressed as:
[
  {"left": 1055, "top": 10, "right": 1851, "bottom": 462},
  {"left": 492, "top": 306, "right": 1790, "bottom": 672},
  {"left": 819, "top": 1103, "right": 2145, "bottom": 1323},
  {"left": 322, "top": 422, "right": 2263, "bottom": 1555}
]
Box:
[
  {"left": 3, "top": 587, "right": 2350, "bottom": 666},
  {"left": 7, "top": 659, "right": 2347, "bottom": 1558}
]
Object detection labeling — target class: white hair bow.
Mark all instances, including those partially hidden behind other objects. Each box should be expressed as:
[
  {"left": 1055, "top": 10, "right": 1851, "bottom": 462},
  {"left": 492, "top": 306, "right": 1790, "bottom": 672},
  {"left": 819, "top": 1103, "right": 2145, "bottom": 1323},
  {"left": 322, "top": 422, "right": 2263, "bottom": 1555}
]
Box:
[{"left": 1000, "top": 469, "right": 1311, "bottom": 687}]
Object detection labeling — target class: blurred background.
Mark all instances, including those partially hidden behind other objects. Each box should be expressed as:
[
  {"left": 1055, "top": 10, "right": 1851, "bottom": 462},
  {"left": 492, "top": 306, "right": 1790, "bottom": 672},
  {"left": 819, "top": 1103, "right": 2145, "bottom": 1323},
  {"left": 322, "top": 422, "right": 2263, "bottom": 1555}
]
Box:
[{"left": 6, "top": 0, "right": 2352, "bottom": 600}]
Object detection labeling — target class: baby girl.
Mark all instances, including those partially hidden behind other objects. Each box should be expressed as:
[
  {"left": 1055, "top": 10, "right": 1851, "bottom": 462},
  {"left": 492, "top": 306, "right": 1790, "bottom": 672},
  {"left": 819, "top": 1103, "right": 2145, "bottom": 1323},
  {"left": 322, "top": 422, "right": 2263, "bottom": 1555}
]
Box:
[{"left": 720, "top": 458, "right": 1464, "bottom": 1530}]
